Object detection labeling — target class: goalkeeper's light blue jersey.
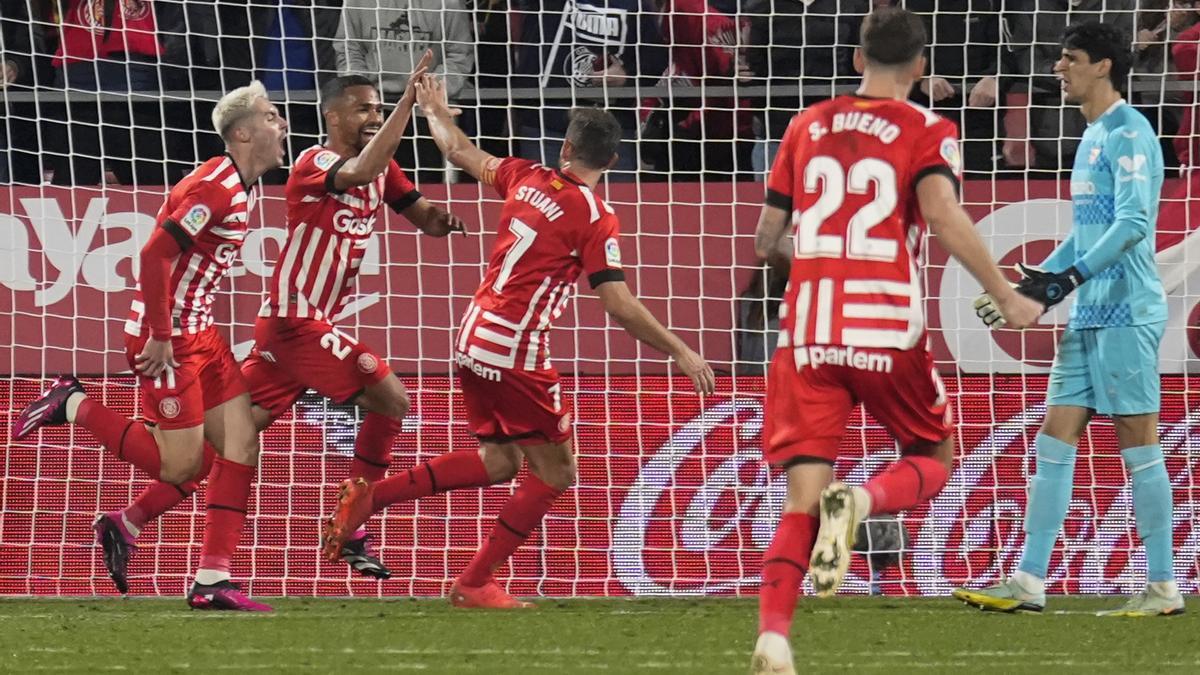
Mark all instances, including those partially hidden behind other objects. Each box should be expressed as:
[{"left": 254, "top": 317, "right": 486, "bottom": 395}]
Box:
[{"left": 1042, "top": 99, "right": 1167, "bottom": 329}]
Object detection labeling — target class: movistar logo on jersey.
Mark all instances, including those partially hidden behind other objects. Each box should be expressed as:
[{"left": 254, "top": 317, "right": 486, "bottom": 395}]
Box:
[{"left": 1117, "top": 154, "right": 1148, "bottom": 182}]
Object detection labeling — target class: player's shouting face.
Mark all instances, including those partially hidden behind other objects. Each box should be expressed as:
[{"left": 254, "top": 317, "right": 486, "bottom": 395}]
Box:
[
  {"left": 325, "top": 85, "right": 384, "bottom": 155},
  {"left": 243, "top": 97, "right": 289, "bottom": 169}
]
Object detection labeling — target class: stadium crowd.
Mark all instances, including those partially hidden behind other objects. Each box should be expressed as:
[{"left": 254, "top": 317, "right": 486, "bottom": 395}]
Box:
[{"left": 1, "top": 0, "right": 1198, "bottom": 186}]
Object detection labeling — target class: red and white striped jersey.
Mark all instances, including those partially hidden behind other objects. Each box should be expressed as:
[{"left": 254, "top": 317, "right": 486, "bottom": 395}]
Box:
[
  {"left": 456, "top": 158, "right": 624, "bottom": 373},
  {"left": 766, "top": 95, "right": 961, "bottom": 353},
  {"left": 125, "top": 154, "right": 256, "bottom": 337},
  {"left": 262, "top": 145, "right": 420, "bottom": 321}
]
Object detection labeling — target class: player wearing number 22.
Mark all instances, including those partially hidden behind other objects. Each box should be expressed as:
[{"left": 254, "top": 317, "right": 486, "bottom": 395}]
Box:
[
  {"left": 76, "top": 53, "right": 468, "bottom": 592},
  {"left": 322, "top": 74, "right": 716, "bottom": 609},
  {"left": 11, "top": 82, "right": 289, "bottom": 610},
  {"left": 955, "top": 22, "right": 1184, "bottom": 618},
  {"left": 750, "top": 8, "right": 1043, "bottom": 674}
]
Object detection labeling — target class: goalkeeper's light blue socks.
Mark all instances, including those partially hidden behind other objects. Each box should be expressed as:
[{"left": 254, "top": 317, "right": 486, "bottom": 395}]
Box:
[
  {"left": 1016, "top": 435, "right": 1176, "bottom": 584},
  {"left": 1017, "top": 433, "right": 1077, "bottom": 578},
  {"left": 1122, "top": 444, "right": 1175, "bottom": 582}
]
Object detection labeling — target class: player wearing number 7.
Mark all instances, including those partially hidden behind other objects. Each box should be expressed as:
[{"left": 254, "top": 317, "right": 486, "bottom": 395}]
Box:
[
  {"left": 322, "top": 74, "right": 716, "bottom": 609},
  {"left": 749, "top": 8, "right": 1043, "bottom": 674},
  {"left": 956, "top": 22, "right": 1183, "bottom": 618}
]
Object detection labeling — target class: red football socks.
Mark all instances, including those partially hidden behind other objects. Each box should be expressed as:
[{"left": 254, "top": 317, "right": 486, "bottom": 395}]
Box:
[
  {"left": 458, "top": 474, "right": 563, "bottom": 587},
  {"left": 758, "top": 512, "right": 818, "bottom": 636},
  {"left": 371, "top": 451, "right": 492, "bottom": 512},
  {"left": 350, "top": 413, "right": 404, "bottom": 483},
  {"left": 198, "top": 457, "right": 255, "bottom": 573},
  {"left": 75, "top": 398, "right": 162, "bottom": 479},
  {"left": 125, "top": 443, "right": 217, "bottom": 529},
  {"left": 863, "top": 455, "right": 950, "bottom": 515}
]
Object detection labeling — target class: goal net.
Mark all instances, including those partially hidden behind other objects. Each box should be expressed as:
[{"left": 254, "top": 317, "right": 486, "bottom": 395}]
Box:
[{"left": 2, "top": 0, "right": 1199, "bottom": 598}]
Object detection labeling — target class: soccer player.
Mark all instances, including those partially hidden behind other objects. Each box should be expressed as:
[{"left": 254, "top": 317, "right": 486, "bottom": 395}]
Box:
[
  {"left": 12, "top": 82, "right": 289, "bottom": 611},
  {"left": 321, "top": 74, "right": 716, "bottom": 609},
  {"left": 85, "top": 52, "right": 471, "bottom": 590},
  {"left": 954, "top": 22, "right": 1183, "bottom": 617},
  {"left": 747, "top": 8, "right": 1044, "bottom": 673}
]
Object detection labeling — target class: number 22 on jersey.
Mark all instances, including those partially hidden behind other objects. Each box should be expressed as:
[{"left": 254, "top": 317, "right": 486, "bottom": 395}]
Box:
[{"left": 793, "top": 156, "right": 899, "bottom": 262}]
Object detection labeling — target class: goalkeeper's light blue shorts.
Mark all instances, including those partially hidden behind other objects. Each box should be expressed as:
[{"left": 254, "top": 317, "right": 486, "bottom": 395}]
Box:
[{"left": 1046, "top": 322, "right": 1164, "bottom": 416}]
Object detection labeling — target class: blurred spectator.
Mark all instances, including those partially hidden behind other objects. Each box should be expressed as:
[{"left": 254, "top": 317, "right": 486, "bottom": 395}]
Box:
[
  {"left": 52, "top": 0, "right": 162, "bottom": 91},
  {"left": 1, "top": 0, "right": 53, "bottom": 183},
  {"left": 511, "top": 0, "right": 667, "bottom": 182},
  {"left": 907, "top": 0, "right": 1002, "bottom": 175},
  {"left": 639, "top": 0, "right": 754, "bottom": 179},
  {"left": 1173, "top": 15, "right": 1200, "bottom": 167},
  {"left": 334, "top": 0, "right": 474, "bottom": 181},
  {"left": 259, "top": 0, "right": 344, "bottom": 92},
  {"left": 44, "top": 0, "right": 199, "bottom": 184},
  {"left": 469, "top": 0, "right": 515, "bottom": 166},
  {"left": 991, "top": 0, "right": 1134, "bottom": 172},
  {"left": 735, "top": 266, "right": 788, "bottom": 374},
  {"left": 744, "top": 0, "right": 867, "bottom": 174},
  {"left": 1133, "top": 0, "right": 1200, "bottom": 167}
]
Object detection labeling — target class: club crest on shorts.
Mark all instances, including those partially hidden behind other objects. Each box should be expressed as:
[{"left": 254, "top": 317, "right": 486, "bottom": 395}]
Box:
[
  {"left": 159, "top": 396, "right": 181, "bottom": 419},
  {"left": 558, "top": 413, "right": 572, "bottom": 433},
  {"left": 357, "top": 353, "right": 379, "bottom": 374}
]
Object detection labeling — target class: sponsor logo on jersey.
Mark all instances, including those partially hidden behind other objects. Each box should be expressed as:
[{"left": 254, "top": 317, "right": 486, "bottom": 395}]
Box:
[
  {"left": 1117, "top": 154, "right": 1148, "bottom": 182},
  {"left": 605, "top": 237, "right": 622, "bottom": 268},
  {"left": 455, "top": 352, "right": 502, "bottom": 382},
  {"left": 940, "top": 137, "right": 962, "bottom": 177},
  {"left": 180, "top": 204, "right": 211, "bottom": 235},
  {"left": 159, "top": 396, "right": 181, "bottom": 419},
  {"left": 1089, "top": 146, "right": 1102, "bottom": 164},
  {"left": 795, "top": 345, "right": 894, "bottom": 373},
  {"left": 1070, "top": 180, "right": 1097, "bottom": 196},
  {"left": 213, "top": 242, "right": 239, "bottom": 266},
  {"left": 558, "top": 412, "right": 572, "bottom": 433},
  {"left": 314, "top": 151, "right": 340, "bottom": 172},
  {"left": 550, "top": 179, "right": 564, "bottom": 191},
  {"left": 332, "top": 209, "right": 377, "bottom": 236},
  {"left": 357, "top": 352, "right": 379, "bottom": 374}
]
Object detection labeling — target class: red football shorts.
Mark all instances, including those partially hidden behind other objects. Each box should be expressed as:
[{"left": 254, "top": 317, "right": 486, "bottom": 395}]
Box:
[
  {"left": 458, "top": 360, "right": 571, "bottom": 446},
  {"left": 124, "top": 327, "right": 247, "bottom": 430},
  {"left": 241, "top": 317, "right": 393, "bottom": 418},
  {"left": 763, "top": 345, "right": 953, "bottom": 466}
]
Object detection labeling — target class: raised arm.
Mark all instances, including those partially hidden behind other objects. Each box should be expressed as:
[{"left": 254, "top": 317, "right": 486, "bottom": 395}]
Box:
[
  {"left": 595, "top": 280, "right": 716, "bottom": 394},
  {"left": 917, "top": 173, "right": 1043, "bottom": 329},
  {"left": 333, "top": 50, "right": 433, "bottom": 191},
  {"left": 414, "top": 74, "right": 496, "bottom": 182}
]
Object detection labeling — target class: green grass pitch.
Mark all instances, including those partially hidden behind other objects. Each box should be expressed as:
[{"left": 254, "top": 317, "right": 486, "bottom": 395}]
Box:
[{"left": 0, "top": 597, "right": 1197, "bottom": 673}]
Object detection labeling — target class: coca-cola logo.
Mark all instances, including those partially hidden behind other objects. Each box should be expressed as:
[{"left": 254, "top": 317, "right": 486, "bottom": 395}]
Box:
[{"left": 614, "top": 395, "right": 1200, "bottom": 596}]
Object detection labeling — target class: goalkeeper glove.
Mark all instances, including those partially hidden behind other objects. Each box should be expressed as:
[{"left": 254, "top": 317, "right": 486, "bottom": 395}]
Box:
[
  {"left": 973, "top": 293, "right": 1007, "bottom": 328},
  {"left": 1014, "top": 263, "right": 1083, "bottom": 308}
]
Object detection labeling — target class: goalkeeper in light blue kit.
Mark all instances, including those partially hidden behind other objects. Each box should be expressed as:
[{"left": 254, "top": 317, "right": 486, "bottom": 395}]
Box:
[{"left": 954, "top": 21, "right": 1182, "bottom": 616}]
